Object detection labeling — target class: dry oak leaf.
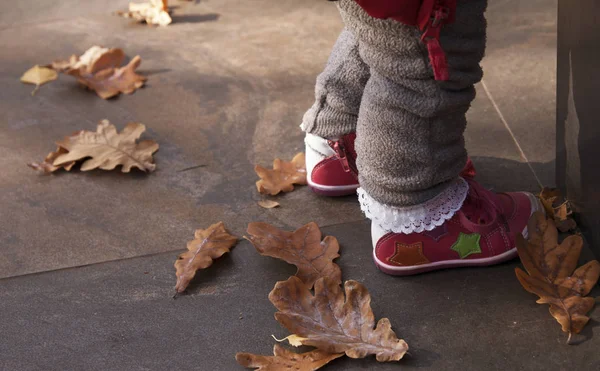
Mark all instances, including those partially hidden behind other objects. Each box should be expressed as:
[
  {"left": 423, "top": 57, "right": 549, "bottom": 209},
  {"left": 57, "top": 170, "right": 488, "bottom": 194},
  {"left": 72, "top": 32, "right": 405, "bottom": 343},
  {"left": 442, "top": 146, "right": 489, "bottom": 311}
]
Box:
[
  {"left": 20, "top": 65, "right": 58, "bottom": 95},
  {"left": 117, "top": 0, "right": 172, "bottom": 27},
  {"left": 246, "top": 222, "right": 341, "bottom": 288},
  {"left": 52, "top": 46, "right": 126, "bottom": 74},
  {"left": 270, "top": 276, "right": 408, "bottom": 362},
  {"left": 539, "top": 187, "right": 561, "bottom": 217},
  {"left": 236, "top": 345, "right": 343, "bottom": 371},
  {"left": 174, "top": 222, "right": 238, "bottom": 293},
  {"left": 28, "top": 146, "right": 76, "bottom": 173},
  {"left": 47, "top": 120, "right": 158, "bottom": 173},
  {"left": 255, "top": 153, "right": 307, "bottom": 196},
  {"left": 68, "top": 56, "right": 147, "bottom": 99},
  {"left": 515, "top": 211, "right": 600, "bottom": 343},
  {"left": 538, "top": 187, "right": 577, "bottom": 232}
]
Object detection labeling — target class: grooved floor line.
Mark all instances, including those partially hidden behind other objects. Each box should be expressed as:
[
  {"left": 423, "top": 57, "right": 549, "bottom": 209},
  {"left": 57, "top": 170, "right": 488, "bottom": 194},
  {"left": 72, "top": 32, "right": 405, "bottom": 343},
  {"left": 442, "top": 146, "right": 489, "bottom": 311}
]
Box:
[
  {"left": 481, "top": 79, "right": 544, "bottom": 189},
  {"left": 0, "top": 248, "right": 186, "bottom": 281}
]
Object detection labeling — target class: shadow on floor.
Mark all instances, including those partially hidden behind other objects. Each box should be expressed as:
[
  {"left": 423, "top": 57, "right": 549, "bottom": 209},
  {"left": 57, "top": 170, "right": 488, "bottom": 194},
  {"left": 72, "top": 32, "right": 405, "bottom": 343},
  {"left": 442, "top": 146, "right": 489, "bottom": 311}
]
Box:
[
  {"left": 470, "top": 155, "right": 554, "bottom": 191},
  {"left": 140, "top": 68, "right": 172, "bottom": 76},
  {"left": 171, "top": 13, "right": 220, "bottom": 24}
]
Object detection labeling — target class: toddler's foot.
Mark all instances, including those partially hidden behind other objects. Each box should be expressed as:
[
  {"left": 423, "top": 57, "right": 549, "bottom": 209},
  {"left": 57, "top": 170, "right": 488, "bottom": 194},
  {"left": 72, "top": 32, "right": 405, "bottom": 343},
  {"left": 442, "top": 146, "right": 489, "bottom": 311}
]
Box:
[
  {"left": 305, "top": 133, "right": 359, "bottom": 196},
  {"left": 368, "top": 178, "right": 542, "bottom": 276},
  {"left": 305, "top": 133, "right": 478, "bottom": 198}
]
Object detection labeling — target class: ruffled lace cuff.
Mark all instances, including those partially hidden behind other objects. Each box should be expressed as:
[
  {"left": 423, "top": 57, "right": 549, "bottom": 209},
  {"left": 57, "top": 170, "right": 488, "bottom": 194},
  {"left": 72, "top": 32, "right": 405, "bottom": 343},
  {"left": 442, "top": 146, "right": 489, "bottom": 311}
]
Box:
[{"left": 357, "top": 177, "right": 469, "bottom": 234}]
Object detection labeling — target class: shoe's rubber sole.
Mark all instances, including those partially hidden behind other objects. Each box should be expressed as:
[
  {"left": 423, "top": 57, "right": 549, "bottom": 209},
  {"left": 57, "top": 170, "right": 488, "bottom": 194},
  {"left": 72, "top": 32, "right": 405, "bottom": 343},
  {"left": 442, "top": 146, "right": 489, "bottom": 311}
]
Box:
[
  {"left": 307, "top": 178, "right": 359, "bottom": 197},
  {"left": 373, "top": 192, "right": 543, "bottom": 276}
]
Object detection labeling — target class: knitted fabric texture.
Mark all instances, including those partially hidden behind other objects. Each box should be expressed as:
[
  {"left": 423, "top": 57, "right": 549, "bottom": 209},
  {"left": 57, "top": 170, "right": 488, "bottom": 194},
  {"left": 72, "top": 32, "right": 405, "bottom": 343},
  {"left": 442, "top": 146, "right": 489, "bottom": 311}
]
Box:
[{"left": 303, "top": 0, "right": 487, "bottom": 207}]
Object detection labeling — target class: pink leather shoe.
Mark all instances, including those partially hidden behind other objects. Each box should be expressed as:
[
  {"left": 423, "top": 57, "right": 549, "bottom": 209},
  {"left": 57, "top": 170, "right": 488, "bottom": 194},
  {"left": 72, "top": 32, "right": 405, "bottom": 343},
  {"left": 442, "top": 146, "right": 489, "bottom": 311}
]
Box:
[
  {"left": 305, "top": 133, "right": 359, "bottom": 196},
  {"left": 370, "top": 179, "right": 542, "bottom": 275},
  {"left": 305, "top": 133, "right": 477, "bottom": 198}
]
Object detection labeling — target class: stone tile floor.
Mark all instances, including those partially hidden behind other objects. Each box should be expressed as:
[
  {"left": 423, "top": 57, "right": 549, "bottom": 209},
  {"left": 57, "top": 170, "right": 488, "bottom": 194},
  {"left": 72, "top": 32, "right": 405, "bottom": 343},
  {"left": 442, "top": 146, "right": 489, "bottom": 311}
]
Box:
[{"left": 3, "top": 0, "right": 598, "bottom": 370}]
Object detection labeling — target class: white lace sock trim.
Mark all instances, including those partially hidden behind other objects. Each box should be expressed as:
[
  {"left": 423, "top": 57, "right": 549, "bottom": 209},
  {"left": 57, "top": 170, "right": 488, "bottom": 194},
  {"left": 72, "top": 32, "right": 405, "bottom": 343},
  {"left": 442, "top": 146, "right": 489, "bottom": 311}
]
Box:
[{"left": 357, "top": 177, "right": 469, "bottom": 234}]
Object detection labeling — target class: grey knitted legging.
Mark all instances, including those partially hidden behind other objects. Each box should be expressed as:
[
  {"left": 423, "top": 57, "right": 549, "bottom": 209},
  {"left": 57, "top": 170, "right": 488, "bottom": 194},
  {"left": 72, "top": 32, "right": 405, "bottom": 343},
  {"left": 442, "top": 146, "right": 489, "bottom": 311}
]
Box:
[{"left": 301, "top": 0, "right": 487, "bottom": 207}]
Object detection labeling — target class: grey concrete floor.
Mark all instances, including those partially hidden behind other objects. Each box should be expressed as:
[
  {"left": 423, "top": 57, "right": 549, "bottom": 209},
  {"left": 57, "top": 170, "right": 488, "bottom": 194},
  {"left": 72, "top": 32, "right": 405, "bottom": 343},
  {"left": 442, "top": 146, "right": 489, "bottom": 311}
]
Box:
[{"left": 2, "top": 0, "right": 598, "bottom": 370}]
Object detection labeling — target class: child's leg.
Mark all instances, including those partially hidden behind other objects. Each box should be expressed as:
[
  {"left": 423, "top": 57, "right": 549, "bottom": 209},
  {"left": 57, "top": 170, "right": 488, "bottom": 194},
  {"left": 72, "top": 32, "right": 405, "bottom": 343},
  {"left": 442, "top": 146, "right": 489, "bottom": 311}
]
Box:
[
  {"left": 340, "top": 0, "right": 487, "bottom": 207},
  {"left": 301, "top": 28, "right": 370, "bottom": 139},
  {"left": 302, "top": 27, "right": 369, "bottom": 196},
  {"left": 339, "top": 0, "right": 540, "bottom": 275}
]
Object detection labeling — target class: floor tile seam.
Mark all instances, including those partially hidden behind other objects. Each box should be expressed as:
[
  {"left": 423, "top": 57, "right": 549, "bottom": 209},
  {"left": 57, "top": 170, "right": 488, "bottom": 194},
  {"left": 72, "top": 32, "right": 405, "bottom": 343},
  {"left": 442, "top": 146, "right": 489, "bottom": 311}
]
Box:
[
  {"left": 480, "top": 79, "right": 544, "bottom": 188},
  {"left": 0, "top": 248, "right": 187, "bottom": 281}
]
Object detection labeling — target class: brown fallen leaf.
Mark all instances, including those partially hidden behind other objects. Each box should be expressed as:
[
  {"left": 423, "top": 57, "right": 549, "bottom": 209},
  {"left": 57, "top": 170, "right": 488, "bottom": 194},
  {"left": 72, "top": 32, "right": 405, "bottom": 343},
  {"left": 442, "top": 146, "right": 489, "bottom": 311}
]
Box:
[
  {"left": 258, "top": 200, "right": 280, "bottom": 209},
  {"left": 556, "top": 218, "right": 578, "bottom": 233},
  {"left": 538, "top": 187, "right": 577, "bottom": 232},
  {"left": 48, "top": 46, "right": 146, "bottom": 99},
  {"left": 51, "top": 46, "right": 126, "bottom": 74},
  {"left": 28, "top": 146, "right": 76, "bottom": 173},
  {"left": 117, "top": 0, "right": 172, "bottom": 26},
  {"left": 174, "top": 222, "right": 238, "bottom": 294},
  {"left": 270, "top": 276, "right": 408, "bottom": 362},
  {"left": 68, "top": 56, "right": 147, "bottom": 99},
  {"left": 236, "top": 345, "right": 343, "bottom": 371},
  {"left": 246, "top": 222, "right": 341, "bottom": 288},
  {"left": 515, "top": 212, "right": 600, "bottom": 343},
  {"left": 20, "top": 65, "right": 58, "bottom": 95},
  {"left": 255, "top": 153, "right": 307, "bottom": 196},
  {"left": 29, "top": 120, "right": 159, "bottom": 173},
  {"left": 539, "top": 187, "right": 561, "bottom": 217}
]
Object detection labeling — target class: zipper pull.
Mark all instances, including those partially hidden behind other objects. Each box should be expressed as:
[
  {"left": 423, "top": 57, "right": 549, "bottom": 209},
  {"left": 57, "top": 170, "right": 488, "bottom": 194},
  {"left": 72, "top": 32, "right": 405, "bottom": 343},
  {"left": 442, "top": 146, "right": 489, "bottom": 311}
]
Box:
[
  {"left": 421, "top": 4, "right": 450, "bottom": 81},
  {"left": 333, "top": 141, "right": 350, "bottom": 173},
  {"left": 425, "top": 37, "right": 449, "bottom": 81}
]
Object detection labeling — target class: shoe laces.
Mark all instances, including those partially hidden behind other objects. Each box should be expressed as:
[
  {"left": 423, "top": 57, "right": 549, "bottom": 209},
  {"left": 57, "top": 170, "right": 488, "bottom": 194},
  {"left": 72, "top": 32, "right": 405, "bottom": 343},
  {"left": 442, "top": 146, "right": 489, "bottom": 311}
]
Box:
[{"left": 463, "top": 178, "right": 506, "bottom": 226}]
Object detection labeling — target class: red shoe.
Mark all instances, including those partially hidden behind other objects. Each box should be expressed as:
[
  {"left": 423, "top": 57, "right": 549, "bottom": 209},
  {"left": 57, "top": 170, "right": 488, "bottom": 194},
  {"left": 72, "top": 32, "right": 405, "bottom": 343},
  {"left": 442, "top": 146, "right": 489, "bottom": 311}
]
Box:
[
  {"left": 305, "top": 133, "right": 359, "bottom": 196},
  {"left": 369, "top": 178, "right": 542, "bottom": 276},
  {"left": 305, "top": 133, "right": 478, "bottom": 198}
]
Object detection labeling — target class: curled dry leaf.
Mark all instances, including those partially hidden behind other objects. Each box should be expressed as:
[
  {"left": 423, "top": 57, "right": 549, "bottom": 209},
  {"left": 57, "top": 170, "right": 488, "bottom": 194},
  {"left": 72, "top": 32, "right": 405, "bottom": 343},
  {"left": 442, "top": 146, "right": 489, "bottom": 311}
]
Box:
[
  {"left": 270, "top": 276, "right": 408, "bottom": 362},
  {"left": 28, "top": 146, "right": 76, "bottom": 173},
  {"left": 258, "top": 200, "right": 280, "bottom": 209},
  {"left": 29, "top": 120, "right": 158, "bottom": 173},
  {"left": 52, "top": 46, "right": 126, "bottom": 74},
  {"left": 20, "top": 65, "right": 58, "bottom": 95},
  {"left": 246, "top": 222, "right": 341, "bottom": 288},
  {"left": 539, "top": 187, "right": 577, "bottom": 232},
  {"left": 174, "top": 222, "right": 238, "bottom": 293},
  {"left": 272, "top": 334, "right": 306, "bottom": 347},
  {"left": 69, "top": 56, "right": 147, "bottom": 99},
  {"left": 50, "top": 46, "right": 146, "bottom": 99},
  {"left": 117, "top": 0, "right": 172, "bottom": 27},
  {"left": 515, "top": 212, "right": 600, "bottom": 343},
  {"left": 236, "top": 344, "right": 343, "bottom": 371},
  {"left": 255, "top": 153, "right": 307, "bottom": 196}
]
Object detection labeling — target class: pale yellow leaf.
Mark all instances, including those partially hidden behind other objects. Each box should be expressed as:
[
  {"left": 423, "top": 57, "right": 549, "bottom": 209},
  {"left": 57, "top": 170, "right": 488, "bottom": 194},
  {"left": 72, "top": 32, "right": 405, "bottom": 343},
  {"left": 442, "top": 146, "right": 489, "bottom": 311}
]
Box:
[
  {"left": 20, "top": 65, "right": 58, "bottom": 95},
  {"left": 258, "top": 200, "right": 280, "bottom": 209},
  {"left": 272, "top": 334, "right": 308, "bottom": 347}
]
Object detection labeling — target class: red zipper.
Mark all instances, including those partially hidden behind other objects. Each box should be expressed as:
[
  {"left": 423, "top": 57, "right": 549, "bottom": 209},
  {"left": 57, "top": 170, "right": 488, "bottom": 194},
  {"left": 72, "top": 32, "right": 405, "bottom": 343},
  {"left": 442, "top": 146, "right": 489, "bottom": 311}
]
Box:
[
  {"left": 421, "top": 1, "right": 450, "bottom": 81},
  {"left": 332, "top": 141, "right": 351, "bottom": 173},
  {"left": 329, "top": 139, "right": 351, "bottom": 173}
]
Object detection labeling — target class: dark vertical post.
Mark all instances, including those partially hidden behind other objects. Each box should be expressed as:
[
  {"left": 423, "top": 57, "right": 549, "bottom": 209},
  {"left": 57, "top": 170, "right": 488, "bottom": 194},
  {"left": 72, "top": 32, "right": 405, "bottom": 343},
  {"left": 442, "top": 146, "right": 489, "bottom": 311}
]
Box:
[{"left": 556, "top": 0, "right": 600, "bottom": 256}]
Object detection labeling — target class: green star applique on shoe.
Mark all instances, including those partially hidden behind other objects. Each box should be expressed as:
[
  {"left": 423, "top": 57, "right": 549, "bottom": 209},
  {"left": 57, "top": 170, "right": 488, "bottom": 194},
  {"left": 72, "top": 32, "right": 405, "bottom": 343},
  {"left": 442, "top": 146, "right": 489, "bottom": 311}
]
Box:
[{"left": 451, "top": 232, "right": 482, "bottom": 259}]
